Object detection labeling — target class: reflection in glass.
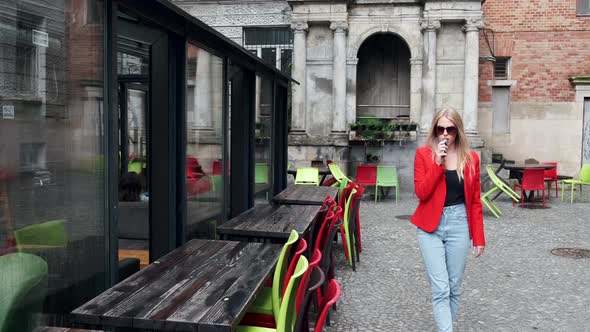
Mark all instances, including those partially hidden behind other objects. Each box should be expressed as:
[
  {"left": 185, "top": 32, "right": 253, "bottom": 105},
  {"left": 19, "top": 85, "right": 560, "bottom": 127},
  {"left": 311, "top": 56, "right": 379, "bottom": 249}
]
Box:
[
  {"left": 0, "top": 0, "right": 106, "bottom": 328},
  {"left": 255, "top": 76, "right": 273, "bottom": 204},
  {"left": 185, "top": 43, "right": 224, "bottom": 239},
  {"left": 116, "top": 17, "right": 151, "bottom": 271}
]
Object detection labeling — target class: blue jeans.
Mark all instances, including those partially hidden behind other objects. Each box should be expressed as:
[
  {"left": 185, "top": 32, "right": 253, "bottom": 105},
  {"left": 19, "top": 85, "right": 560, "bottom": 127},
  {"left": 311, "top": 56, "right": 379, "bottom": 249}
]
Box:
[{"left": 417, "top": 204, "right": 471, "bottom": 332}]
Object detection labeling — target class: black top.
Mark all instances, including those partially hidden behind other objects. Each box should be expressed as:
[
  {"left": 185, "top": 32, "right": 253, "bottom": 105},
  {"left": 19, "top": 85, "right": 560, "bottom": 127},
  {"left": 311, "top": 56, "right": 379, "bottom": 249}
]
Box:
[{"left": 445, "top": 170, "right": 465, "bottom": 207}]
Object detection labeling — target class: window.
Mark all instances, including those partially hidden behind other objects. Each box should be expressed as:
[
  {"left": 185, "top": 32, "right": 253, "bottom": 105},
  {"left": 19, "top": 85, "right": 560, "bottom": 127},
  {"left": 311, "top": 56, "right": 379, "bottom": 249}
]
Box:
[
  {"left": 494, "top": 57, "right": 510, "bottom": 80},
  {"left": 244, "top": 27, "right": 293, "bottom": 132},
  {"left": 243, "top": 27, "right": 293, "bottom": 75},
  {"left": 19, "top": 143, "right": 46, "bottom": 171},
  {"left": 85, "top": 0, "right": 103, "bottom": 24},
  {"left": 578, "top": 0, "right": 590, "bottom": 15}
]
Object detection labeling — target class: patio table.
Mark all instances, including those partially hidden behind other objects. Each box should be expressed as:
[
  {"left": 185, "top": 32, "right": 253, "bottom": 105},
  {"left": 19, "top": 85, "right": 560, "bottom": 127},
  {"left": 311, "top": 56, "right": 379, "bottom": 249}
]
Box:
[
  {"left": 503, "top": 163, "right": 555, "bottom": 204},
  {"left": 217, "top": 203, "right": 321, "bottom": 243},
  {"left": 287, "top": 166, "right": 331, "bottom": 185},
  {"left": 71, "top": 239, "right": 281, "bottom": 332},
  {"left": 273, "top": 184, "right": 338, "bottom": 205}
]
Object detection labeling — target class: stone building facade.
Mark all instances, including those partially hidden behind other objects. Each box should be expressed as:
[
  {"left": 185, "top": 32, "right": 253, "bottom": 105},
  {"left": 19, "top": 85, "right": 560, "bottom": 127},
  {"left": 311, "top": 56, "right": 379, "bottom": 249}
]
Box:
[
  {"left": 175, "top": 0, "right": 486, "bottom": 188},
  {"left": 177, "top": 0, "right": 590, "bottom": 180}
]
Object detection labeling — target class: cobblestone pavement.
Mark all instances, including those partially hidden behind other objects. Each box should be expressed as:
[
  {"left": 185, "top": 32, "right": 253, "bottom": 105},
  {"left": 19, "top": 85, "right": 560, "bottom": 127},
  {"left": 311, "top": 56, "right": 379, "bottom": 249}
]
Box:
[{"left": 325, "top": 191, "right": 590, "bottom": 332}]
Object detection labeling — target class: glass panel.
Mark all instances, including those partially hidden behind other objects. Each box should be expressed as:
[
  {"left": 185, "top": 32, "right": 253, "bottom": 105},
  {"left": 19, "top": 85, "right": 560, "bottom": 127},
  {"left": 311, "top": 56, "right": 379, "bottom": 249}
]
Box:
[
  {"left": 185, "top": 43, "right": 224, "bottom": 239},
  {"left": 261, "top": 48, "right": 277, "bottom": 68},
  {"left": 280, "top": 49, "right": 292, "bottom": 74},
  {"left": 255, "top": 76, "right": 273, "bottom": 204},
  {"left": 243, "top": 27, "right": 293, "bottom": 46},
  {"left": 579, "top": 0, "right": 590, "bottom": 15},
  {"left": 0, "top": 0, "right": 106, "bottom": 327},
  {"left": 117, "top": 83, "right": 150, "bottom": 260},
  {"left": 116, "top": 16, "right": 153, "bottom": 271},
  {"left": 117, "top": 36, "right": 149, "bottom": 75}
]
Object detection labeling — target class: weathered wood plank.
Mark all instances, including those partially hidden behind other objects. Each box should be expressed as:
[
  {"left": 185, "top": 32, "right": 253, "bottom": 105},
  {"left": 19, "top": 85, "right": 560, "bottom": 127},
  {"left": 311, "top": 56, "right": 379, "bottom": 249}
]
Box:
[
  {"left": 101, "top": 241, "right": 235, "bottom": 325},
  {"left": 172, "top": 243, "right": 280, "bottom": 331},
  {"left": 71, "top": 240, "right": 281, "bottom": 332},
  {"left": 130, "top": 241, "right": 255, "bottom": 330},
  {"left": 72, "top": 239, "right": 212, "bottom": 326},
  {"left": 273, "top": 185, "right": 338, "bottom": 205},
  {"left": 217, "top": 204, "right": 321, "bottom": 241}
]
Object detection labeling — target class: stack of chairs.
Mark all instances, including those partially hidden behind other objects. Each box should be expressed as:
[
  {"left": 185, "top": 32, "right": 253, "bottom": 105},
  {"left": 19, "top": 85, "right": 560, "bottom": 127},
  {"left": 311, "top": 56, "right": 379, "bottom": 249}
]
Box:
[{"left": 238, "top": 196, "right": 344, "bottom": 331}]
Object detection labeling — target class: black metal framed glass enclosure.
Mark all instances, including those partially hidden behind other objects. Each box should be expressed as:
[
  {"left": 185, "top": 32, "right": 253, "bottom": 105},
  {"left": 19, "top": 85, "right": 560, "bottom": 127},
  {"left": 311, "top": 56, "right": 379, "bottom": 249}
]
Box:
[{"left": 0, "top": 0, "right": 292, "bottom": 329}]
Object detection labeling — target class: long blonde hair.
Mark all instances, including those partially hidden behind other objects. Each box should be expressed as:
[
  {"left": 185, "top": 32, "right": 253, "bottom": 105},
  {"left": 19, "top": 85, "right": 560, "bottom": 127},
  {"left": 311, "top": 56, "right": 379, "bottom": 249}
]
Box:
[{"left": 426, "top": 107, "right": 473, "bottom": 181}]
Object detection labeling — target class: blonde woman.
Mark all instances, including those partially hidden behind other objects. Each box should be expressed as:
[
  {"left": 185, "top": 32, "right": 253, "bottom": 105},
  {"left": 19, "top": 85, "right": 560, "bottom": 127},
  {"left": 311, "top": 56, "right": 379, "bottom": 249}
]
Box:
[{"left": 411, "top": 107, "right": 485, "bottom": 332}]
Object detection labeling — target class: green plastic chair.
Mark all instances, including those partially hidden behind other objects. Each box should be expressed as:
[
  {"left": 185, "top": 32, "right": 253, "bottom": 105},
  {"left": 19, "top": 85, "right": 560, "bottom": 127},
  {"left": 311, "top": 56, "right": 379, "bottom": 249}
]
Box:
[
  {"left": 375, "top": 165, "right": 399, "bottom": 203},
  {"left": 336, "top": 177, "right": 349, "bottom": 203},
  {"left": 561, "top": 164, "right": 590, "bottom": 203},
  {"left": 256, "top": 163, "right": 270, "bottom": 184},
  {"left": 342, "top": 188, "right": 357, "bottom": 267},
  {"left": 0, "top": 253, "right": 48, "bottom": 332},
  {"left": 294, "top": 167, "right": 319, "bottom": 186},
  {"left": 238, "top": 256, "right": 308, "bottom": 332},
  {"left": 128, "top": 160, "right": 142, "bottom": 174},
  {"left": 210, "top": 175, "right": 223, "bottom": 192},
  {"left": 247, "top": 231, "right": 299, "bottom": 318},
  {"left": 328, "top": 162, "right": 350, "bottom": 186},
  {"left": 481, "top": 166, "right": 520, "bottom": 218},
  {"left": 14, "top": 220, "right": 67, "bottom": 251}
]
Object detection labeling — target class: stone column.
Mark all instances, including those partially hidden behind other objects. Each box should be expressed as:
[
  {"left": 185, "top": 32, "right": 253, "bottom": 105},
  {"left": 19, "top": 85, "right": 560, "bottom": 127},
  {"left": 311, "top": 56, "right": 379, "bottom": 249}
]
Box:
[
  {"left": 462, "top": 18, "right": 484, "bottom": 136},
  {"left": 419, "top": 19, "right": 440, "bottom": 134},
  {"left": 410, "top": 58, "right": 423, "bottom": 127},
  {"left": 346, "top": 59, "right": 358, "bottom": 126},
  {"left": 330, "top": 21, "right": 348, "bottom": 134},
  {"left": 290, "top": 21, "right": 308, "bottom": 134}
]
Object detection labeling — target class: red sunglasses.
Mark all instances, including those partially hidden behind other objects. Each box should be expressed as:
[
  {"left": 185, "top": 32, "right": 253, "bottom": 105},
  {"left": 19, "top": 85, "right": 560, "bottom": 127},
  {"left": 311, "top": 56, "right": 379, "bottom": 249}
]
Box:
[{"left": 435, "top": 126, "right": 457, "bottom": 135}]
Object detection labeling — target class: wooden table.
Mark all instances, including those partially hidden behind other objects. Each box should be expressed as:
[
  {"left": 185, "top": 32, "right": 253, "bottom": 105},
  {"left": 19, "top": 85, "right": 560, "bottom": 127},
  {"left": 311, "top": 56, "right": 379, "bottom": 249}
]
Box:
[
  {"left": 287, "top": 167, "right": 331, "bottom": 185},
  {"left": 72, "top": 239, "right": 281, "bottom": 332},
  {"left": 217, "top": 204, "right": 321, "bottom": 242},
  {"left": 273, "top": 184, "right": 338, "bottom": 205}
]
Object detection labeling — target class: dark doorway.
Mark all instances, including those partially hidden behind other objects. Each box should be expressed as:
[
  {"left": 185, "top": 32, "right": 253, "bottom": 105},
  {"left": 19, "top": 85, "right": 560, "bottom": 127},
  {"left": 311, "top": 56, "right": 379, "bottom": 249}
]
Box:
[
  {"left": 356, "top": 33, "right": 411, "bottom": 119},
  {"left": 115, "top": 9, "right": 174, "bottom": 268}
]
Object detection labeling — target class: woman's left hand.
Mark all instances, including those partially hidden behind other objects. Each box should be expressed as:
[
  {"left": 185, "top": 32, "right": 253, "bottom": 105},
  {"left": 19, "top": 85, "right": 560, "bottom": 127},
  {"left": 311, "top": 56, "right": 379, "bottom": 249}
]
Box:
[{"left": 473, "top": 246, "right": 485, "bottom": 257}]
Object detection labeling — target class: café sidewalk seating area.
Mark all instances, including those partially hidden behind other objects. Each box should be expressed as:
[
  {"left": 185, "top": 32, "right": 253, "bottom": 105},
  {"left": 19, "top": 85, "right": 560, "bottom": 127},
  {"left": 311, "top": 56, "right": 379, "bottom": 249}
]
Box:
[
  {"left": 4, "top": 158, "right": 590, "bottom": 331},
  {"left": 64, "top": 163, "right": 377, "bottom": 331}
]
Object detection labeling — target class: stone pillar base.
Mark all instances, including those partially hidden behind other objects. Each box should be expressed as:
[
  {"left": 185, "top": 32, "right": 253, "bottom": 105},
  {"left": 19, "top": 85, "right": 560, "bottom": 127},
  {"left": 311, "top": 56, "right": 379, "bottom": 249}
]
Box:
[
  {"left": 467, "top": 133, "right": 485, "bottom": 149},
  {"left": 289, "top": 130, "right": 307, "bottom": 136}
]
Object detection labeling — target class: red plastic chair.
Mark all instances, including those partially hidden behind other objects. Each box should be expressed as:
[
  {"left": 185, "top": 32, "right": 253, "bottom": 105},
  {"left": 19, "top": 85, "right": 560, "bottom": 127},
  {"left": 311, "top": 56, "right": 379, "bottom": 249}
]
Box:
[
  {"left": 186, "top": 157, "right": 201, "bottom": 179},
  {"left": 541, "top": 162, "right": 558, "bottom": 198},
  {"left": 513, "top": 168, "right": 546, "bottom": 208},
  {"left": 356, "top": 165, "right": 377, "bottom": 187},
  {"left": 282, "top": 239, "right": 308, "bottom": 296},
  {"left": 314, "top": 206, "right": 341, "bottom": 295},
  {"left": 314, "top": 280, "right": 342, "bottom": 332},
  {"left": 212, "top": 159, "right": 222, "bottom": 175}
]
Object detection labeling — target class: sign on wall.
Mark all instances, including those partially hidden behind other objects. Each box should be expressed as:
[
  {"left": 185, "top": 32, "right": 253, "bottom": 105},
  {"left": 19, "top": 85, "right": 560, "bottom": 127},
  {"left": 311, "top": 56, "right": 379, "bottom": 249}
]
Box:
[
  {"left": 2, "top": 104, "right": 15, "bottom": 119},
  {"left": 32, "top": 29, "right": 49, "bottom": 47}
]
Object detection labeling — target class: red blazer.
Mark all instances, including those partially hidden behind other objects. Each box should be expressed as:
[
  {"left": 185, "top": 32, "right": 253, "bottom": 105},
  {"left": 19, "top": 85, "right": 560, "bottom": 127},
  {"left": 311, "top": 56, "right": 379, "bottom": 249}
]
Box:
[{"left": 411, "top": 146, "right": 485, "bottom": 246}]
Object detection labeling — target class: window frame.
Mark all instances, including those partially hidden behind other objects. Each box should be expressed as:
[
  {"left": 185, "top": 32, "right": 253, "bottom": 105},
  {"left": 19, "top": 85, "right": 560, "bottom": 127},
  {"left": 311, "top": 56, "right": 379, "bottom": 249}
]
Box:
[{"left": 493, "top": 57, "right": 511, "bottom": 80}]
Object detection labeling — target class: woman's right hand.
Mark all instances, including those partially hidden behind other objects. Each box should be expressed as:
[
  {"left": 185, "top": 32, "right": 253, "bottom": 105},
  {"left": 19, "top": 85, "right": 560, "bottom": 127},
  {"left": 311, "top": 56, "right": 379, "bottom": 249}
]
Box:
[{"left": 435, "top": 139, "right": 448, "bottom": 165}]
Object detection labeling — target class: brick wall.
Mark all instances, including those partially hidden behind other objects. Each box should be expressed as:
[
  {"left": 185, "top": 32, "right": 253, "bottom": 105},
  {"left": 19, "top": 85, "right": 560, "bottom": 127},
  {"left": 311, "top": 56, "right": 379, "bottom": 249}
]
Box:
[{"left": 478, "top": 0, "right": 590, "bottom": 102}]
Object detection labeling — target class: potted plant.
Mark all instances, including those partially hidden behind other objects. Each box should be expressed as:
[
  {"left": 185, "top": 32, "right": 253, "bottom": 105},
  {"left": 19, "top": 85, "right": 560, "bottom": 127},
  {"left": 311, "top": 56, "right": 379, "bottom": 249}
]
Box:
[{"left": 349, "top": 122, "right": 361, "bottom": 140}]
